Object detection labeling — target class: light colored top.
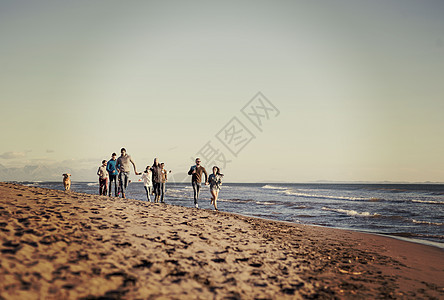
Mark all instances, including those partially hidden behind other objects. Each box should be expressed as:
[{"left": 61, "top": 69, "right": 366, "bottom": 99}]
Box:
[
  {"left": 141, "top": 170, "right": 153, "bottom": 187},
  {"left": 116, "top": 154, "right": 134, "bottom": 173},
  {"left": 97, "top": 165, "right": 108, "bottom": 179}
]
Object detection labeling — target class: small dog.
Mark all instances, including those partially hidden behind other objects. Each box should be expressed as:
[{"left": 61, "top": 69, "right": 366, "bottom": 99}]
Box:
[{"left": 62, "top": 173, "right": 71, "bottom": 191}]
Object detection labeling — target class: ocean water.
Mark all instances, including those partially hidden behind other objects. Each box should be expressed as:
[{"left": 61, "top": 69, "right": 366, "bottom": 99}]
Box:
[{"left": 21, "top": 181, "right": 444, "bottom": 248}]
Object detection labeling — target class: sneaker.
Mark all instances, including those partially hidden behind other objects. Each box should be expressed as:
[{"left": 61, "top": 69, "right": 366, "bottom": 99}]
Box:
[{"left": 195, "top": 203, "right": 198, "bottom": 208}]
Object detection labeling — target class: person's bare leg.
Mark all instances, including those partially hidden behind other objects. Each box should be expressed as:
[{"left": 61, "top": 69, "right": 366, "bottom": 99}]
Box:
[
  {"left": 214, "top": 190, "right": 219, "bottom": 210},
  {"left": 210, "top": 190, "right": 215, "bottom": 205}
]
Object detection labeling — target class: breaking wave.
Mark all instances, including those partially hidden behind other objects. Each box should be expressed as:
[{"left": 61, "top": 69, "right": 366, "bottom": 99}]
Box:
[
  {"left": 322, "top": 207, "right": 381, "bottom": 218},
  {"left": 284, "top": 190, "right": 376, "bottom": 202},
  {"left": 412, "top": 219, "right": 443, "bottom": 226},
  {"left": 412, "top": 200, "right": 444, "bottom": 205},
  {"left": 262, "top": 185, "right": 287, "bottom": 190}
]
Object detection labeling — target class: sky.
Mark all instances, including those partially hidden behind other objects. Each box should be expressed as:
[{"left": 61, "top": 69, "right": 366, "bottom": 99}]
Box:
[{"left": 1, "top": 0, "right": 443, "bottom": 183}]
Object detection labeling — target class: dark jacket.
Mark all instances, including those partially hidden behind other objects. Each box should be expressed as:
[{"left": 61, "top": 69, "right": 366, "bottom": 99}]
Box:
[{"left": 151, "top": 165, "right": 162, "bottom": 183}]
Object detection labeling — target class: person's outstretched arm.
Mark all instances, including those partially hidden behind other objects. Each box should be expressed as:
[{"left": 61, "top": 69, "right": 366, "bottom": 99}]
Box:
[
  {"left": 203, "top": 168, "right": 209, "bottom": 184},
  {"left": 130, "top": 158, "right": 140, "bottom": 175}
]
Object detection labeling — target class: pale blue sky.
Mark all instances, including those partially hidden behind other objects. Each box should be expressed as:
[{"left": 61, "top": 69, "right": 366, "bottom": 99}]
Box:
[{"left": 1, "top": 0, "right": 443, "bottom": 182}]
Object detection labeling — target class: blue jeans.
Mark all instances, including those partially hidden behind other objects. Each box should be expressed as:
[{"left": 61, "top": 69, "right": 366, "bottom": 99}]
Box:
[
  {"left": 192, "top": 181, "right": 201, "bottom": 205},
  {"left": 119, "top": 171, "right": 130, "bottom": 197},
  {"left": 144, "top": 186, "right": 152, "bottom": 202}
]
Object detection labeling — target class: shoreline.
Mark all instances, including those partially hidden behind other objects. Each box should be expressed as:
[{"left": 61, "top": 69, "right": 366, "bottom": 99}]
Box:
[
  {"left": 222, "top": 212, "right": 444, "bottom": 251},
  {"left": 15, "top": 180, "right": 444, "bottom": 250},
  {"left": 1, "top": 182, "right": 443, "bottom": 299},
  {"left": 263, "top": 218, "right": 444, "bottom": 251}
]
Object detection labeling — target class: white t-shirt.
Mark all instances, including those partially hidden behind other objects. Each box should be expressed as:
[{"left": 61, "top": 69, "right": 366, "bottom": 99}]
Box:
[{"left": 141, "top": 170, "right": 153, "bottom": 187}]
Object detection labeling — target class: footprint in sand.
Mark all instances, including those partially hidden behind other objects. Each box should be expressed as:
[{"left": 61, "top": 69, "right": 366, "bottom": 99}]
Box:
[
  {"left": 114, "top": 242, "right": 132, "bottom": 247},
  {"left": 250, "top": 262, "right": 262, "bottom": 268},
  {"left": 133, "top": 259, "right": 153, "bottom": 269},
  {"left": 2, "top": 240, "right": 22, "bottom": 254}
]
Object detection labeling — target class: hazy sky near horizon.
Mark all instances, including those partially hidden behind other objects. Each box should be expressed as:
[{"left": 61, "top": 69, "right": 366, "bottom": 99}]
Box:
[{"left": 1, "top": 0, "right": 443, "bottom": 182}]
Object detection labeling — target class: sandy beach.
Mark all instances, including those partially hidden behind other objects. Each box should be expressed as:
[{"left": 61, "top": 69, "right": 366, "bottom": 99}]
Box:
[{"left": 0, "top": 182, "right": 443, "bottom": 299}]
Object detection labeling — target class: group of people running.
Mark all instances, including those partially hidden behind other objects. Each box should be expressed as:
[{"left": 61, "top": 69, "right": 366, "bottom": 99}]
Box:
[{"left": 96, "top": 148, "right": 223, "bottom": 210}]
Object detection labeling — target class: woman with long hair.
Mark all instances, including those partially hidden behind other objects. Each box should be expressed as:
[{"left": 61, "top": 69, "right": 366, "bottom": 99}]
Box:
[
  {"left": 208, "top": 166, "right": 223, "bottom": 210},
  {"left": 141, "top": 165, "right": 153, "bottom": 202}
]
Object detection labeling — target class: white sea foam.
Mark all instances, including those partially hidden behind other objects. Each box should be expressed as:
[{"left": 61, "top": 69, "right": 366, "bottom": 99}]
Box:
[
  {"left": 87, "top": 183, "right": 98, "bottom": 186},
  {"left": 264, "top": 186, "right": 380, "bottom": 202},
  {"left": 255, "top": 201, "right": 276, "bottom": 205},
  {"left": 412, "top": 200, "right": 444, "bottom": 205},
  {"left": 284, "top": 190, "right": 371, "bottom": 201},
  {"left": 24, "top": 181, "right": 45, "bottom": 187},
  {"left": 262, "top": 185, "right": 287, "bottom": 190},
  {"left": 322, "top": 207, "right": 380, "bottom": 217},
  {"left": 412, "top": 219, "right": 443, "bottom": 226}
]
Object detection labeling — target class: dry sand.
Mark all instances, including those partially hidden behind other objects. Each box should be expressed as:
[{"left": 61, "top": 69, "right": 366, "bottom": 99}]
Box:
[{"left": 0, "top": 182, "right": 443, "bottom": 299}]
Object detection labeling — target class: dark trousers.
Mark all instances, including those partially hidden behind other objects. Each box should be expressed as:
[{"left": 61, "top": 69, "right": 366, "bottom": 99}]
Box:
[
  {"left": 108, "top": 174, "right": 118, "bottom": 196},
  {"left": 99, "top": 178, "right": 108, "bottom": 195},
  {"left": 192, "top": 181, "right": 201, "bottom": 204},
  {"left": 153, "top": 182, "right": 161, "bottom": 201},
  {"left": 160, "top": 182, "right": 166, "bottom": 202}
]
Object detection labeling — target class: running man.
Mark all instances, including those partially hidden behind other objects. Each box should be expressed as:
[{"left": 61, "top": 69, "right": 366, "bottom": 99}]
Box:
[
  {"left": 188, "top": 158, "right": 208, "bottom": 208},
  {"left": 116, "top": 148, "right": 140, "bottom": 198}
]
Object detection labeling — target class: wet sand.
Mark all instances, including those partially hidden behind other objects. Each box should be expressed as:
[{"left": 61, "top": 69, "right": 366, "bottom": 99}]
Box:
[{"left": 0, "top": 182, "right": 443, "bottom": 299}]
